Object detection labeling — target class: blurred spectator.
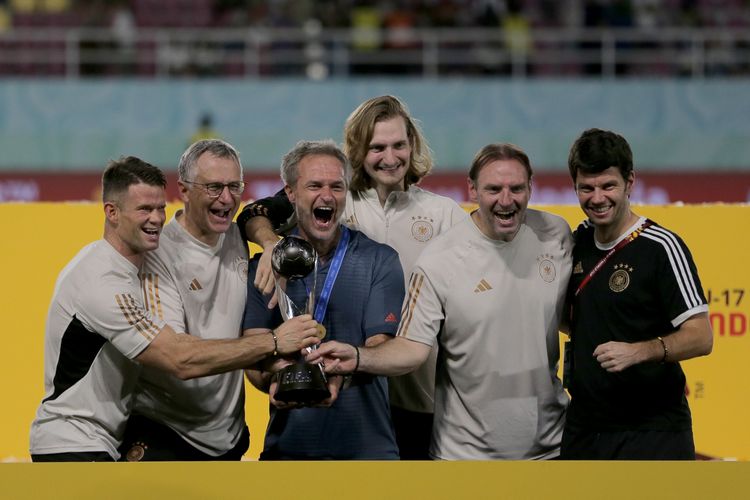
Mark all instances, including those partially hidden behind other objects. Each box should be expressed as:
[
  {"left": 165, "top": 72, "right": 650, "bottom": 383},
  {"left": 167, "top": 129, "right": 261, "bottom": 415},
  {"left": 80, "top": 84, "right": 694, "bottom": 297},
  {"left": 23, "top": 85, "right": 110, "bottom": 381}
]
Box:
[
  {"left": 470, "top": 0, "right": 502, "bottom": 74},
  {"left": 77, "top": 0, "right": 111, "bottom": 76},
  {"left": 0, "top": 1, "right": 10, "bottom": 33},
  {"left": 609, "top": 0, "right": 635, "bottom": 75},
  {"left": 11, "top": 0, "right": 69, "bottom": 14},
  {"left": 189, "top": 113, "right": 222, "bottom": 146},
  {"left": 350, "top": 1, "right": 383, "bottom": 74},
  {"left": 111, "top": 2, "right": 136, "bottom": 74},
  {"left": 382, "top": 1, "right": 420, "bottom": 74},
  {"left": 502, "top": 0, "right": 532, "bottom": 75}
]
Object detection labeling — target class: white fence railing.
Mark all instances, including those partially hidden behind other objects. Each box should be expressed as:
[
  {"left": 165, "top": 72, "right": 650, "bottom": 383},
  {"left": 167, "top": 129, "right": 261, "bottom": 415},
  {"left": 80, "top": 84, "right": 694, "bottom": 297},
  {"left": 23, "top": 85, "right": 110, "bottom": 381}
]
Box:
[{"left": 0, "top": 27, "right": 748, "bottom": 78}]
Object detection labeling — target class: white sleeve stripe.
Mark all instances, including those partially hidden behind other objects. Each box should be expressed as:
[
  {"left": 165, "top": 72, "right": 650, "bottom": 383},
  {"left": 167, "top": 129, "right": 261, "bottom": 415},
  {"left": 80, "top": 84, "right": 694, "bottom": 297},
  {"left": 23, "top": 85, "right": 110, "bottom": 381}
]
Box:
[
  {"left": 643, "top": 232, "right": 697, "bottom": 308},
  {"left": 672, "top": 304, "right": 709, "bottom": 328},
  {"left": 641, "top": 229, "right": 703, "bottom": 309},
  {"left": 640, "top": 232, "right": 691, "bottom": 307},
  {"left": 648, "top": 226, "right": 704, "bottom": 307}
]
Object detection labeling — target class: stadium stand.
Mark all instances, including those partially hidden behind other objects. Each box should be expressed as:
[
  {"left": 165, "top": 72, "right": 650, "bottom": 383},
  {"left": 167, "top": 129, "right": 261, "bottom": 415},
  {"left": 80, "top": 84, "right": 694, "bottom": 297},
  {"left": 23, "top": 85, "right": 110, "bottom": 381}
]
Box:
[{"left": 0, "top": 0, "right": 748, "bottom": 77}]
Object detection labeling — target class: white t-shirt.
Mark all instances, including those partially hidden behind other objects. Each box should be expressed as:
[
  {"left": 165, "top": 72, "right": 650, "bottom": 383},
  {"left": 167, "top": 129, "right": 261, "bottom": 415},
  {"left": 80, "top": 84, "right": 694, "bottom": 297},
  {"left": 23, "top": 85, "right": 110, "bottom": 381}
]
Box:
[
  {"left": 397, "top": 210, "right": 572, "bottom": 459},
  {"left": 133, "top": 213, "right": 249, "bottom": 456},
  {"left": 343, "top": 186, "right": 468, "bottom": 413},
  {"left": 30, "top": 240, "right": 164, "bottom": 460}
]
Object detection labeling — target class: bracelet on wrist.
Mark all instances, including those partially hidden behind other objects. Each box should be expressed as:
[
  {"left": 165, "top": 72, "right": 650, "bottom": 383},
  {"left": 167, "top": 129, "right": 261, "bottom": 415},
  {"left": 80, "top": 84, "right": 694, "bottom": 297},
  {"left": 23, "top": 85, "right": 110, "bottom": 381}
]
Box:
[
  {"left": 269, "top": 329, "right": 278, "bottom": 356},
  {"left": 656, "top": 336, "right": 668, "bottom": 363},
  {"left": 353, "top": 346, "right": 360, "bottom": 373}
]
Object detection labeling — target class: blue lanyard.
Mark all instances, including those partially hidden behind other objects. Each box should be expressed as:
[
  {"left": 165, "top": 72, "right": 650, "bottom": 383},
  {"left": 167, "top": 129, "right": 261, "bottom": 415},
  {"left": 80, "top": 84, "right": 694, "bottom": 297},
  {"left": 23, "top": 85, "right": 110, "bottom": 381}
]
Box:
[{"left": 313, "top": 226, "right": 350, "bottom": 324}]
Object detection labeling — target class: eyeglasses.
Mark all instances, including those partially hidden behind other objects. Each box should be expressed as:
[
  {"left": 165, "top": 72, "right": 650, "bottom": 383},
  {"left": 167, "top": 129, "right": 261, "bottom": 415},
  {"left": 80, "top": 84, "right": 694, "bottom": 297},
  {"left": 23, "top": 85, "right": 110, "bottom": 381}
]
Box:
[{"left": 183, "top": 180, "right": 245, "bottom": 198}]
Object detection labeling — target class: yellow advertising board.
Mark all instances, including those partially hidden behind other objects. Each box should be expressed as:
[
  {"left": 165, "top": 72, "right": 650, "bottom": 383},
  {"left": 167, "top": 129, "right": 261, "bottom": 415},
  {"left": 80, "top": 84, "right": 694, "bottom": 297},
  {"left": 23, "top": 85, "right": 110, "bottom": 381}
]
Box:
[
  {"left": 0, "top": 203, "right": 746, "bottom": 461},
  {"left": 0, "top": 461, "right": 749, "bottom": 500}
]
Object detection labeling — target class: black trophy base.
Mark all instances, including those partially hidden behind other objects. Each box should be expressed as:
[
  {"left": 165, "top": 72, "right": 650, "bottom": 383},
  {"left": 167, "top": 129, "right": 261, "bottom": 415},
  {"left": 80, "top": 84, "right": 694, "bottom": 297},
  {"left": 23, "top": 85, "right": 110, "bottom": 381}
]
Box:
[{"left": 274, "top": 362, "right": 330, "bottom": 404}]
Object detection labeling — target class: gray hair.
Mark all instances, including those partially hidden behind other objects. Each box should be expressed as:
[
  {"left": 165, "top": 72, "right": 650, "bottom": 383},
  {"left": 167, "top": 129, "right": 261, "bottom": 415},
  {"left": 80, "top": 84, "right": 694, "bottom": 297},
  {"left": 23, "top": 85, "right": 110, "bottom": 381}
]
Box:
[
  {"left": 280, "top": 139, "right": 351, "bottom": 188},
  {"left": 178, "top": 139, "right": 242, "bottom": 181}
]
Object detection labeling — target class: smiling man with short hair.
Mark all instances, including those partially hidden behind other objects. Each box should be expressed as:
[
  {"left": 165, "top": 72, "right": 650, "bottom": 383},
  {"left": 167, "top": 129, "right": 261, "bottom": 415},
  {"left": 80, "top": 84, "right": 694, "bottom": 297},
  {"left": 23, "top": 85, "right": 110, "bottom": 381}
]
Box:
[
  {"left": 243, "top": 139, "right": 405, "bottom": 460},
  {"left": 561, "top": 128, "right": 713, "bottom": 460},
  {"left": 31, "top": 155, "right": 319, "bottom": 462},
  {"left": 118, "top": 140, "right": 320, "bottom": 461},
  {"left": 309, "top": 143, "right": 572, "bottom": 460},
  {"left": 238, "top": 96, "right": 467, "bottom": 459}
]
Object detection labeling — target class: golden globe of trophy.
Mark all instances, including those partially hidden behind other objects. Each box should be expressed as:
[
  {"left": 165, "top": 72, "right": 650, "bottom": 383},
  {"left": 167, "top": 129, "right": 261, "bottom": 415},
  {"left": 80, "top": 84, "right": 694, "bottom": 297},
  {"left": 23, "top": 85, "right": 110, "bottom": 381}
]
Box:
[{"left": 271, "top": 236, "right": 330, "bottom": 404}]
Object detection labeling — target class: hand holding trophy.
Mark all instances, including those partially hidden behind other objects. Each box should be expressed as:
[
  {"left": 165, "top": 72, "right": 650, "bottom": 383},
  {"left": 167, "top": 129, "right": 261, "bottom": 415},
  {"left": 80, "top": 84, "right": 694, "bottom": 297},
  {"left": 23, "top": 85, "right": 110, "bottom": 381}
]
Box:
[{"left": 271, "top": 235, "right": 331, "bottom": 404}]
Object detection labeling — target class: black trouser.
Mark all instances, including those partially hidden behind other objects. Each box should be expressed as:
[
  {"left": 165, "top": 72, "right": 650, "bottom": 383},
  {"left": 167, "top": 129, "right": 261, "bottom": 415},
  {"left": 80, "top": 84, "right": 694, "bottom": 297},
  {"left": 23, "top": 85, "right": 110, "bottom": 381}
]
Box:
[
  {"left": 118, "top": 414, "right": 250, "bottom": 461},
  {"left": 391, "top": 406, "right": 433, "bottom": 460},
  {"left": 32, "top": 451, "right": 114, "bottom": 462},
  {"left": 560, "top": 424, "right": 695, "bottom": 460}
]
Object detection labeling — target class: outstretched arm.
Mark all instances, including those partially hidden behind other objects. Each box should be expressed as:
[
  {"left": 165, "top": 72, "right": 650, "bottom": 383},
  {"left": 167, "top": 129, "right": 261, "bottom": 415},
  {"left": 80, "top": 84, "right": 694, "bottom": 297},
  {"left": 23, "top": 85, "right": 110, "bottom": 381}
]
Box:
[
  {"left": 136, "top": 315, "right": 321, "bottom": 380},
  {"left": 244, "top": 323, "right": 343, "bottom": 409},
  {"left": 593, "top": 313, "right": 713, "bottom": 373},
  {"left": 307, "top": 336, "right": 431, "bottom": 377}
]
